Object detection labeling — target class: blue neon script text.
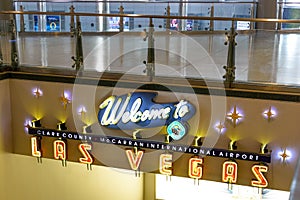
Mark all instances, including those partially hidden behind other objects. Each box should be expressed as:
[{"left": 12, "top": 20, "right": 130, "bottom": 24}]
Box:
[{"left": 98, "top": 92, "right": 195, "bottom": 130}]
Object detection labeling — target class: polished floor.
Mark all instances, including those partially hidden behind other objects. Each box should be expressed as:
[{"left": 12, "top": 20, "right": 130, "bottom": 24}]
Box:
[{"left": 2, "top": 30, "right": 300, "bottom": 87}]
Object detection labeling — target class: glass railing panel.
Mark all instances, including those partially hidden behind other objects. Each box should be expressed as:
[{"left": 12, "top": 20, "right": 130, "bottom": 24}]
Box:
[
  {"left": 45, "top": 2, "right": 72, "bottom": 32},
  {"left": 214, "top": 3, "right": 253, "bottom": 31},
  {"left": 81, "top": 30, "right": 229, "bottom": 81},
  {"left": 15, "top": 20, "right": 300, "bottom": 87},
  {"left": 72, "top": 2, "right": 99, "bottom": 32},
  {"left": 0, "top": 20, "right": 12, "bottom": 66},
  {"left": 14, "top": 1, "right": 257, "bottom": 33},
  {"left": 230, "top": 29, "right": 300, "bottom": 86},
  {"left": 8, "top": 2, "right": 300, "bottom": 88},
  {"left": 184, "top": 3, "right": 211, "bottom": 31},
  {"left": 18, "top": 34, "right": 74, "bottom": 69},
  {"left": 281, "top": 5, "right": 300, "bottom": 29},
  {"left": 107, "top": 2, "right": 171, "bottom": 31},
  {"left": 14, "top": 2, "right": 39, "bottom": 32}
]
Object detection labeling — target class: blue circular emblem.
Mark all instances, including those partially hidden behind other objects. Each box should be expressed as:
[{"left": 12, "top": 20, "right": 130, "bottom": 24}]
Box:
[{"left": 167, "top": 121, "right": 187, "bottom": 141}]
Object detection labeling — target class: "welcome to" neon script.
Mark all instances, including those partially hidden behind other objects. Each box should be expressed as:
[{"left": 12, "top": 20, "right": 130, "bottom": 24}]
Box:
[{"left": 98, "top": 92, "right": 195, "bottom": 130}]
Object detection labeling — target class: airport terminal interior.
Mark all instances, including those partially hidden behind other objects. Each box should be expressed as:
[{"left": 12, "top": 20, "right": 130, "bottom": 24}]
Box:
[{"left": 1, "top": 0, "right": 300, "bottom": 199}]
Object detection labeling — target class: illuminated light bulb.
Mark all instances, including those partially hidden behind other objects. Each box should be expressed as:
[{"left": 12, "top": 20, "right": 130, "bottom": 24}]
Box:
[
  {"left": 57, "top": 122, "right": 67, "bottom": 131},
  {"left": 229, "top": 140, "right": 237, "bottom": 151},
  {"left": 194, "top": 136, "right": 203, "bottom": 147},
  {"left": 31, "top": 119, "right": 42, "bottom": 128},
  {"left": 260, "top": 144, "right": 268, "bottom": 154},
  {"left": 82, "top": 125, "right": 92, "bottom": 133}
]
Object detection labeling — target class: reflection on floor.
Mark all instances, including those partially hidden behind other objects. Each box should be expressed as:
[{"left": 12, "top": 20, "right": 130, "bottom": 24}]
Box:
[{"left": 1, "top": 30, "right": 300, "bottom": 86}]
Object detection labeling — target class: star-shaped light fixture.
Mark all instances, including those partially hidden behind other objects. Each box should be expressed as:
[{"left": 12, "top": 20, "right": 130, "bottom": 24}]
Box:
[
  {"left": 263, "top": 106, "right": 276, "bottom": 121},
  {"left": 32, "top": 88, "right": 43, "bottom": 98},
  {"left": 78, "top": 106, "right": 87, "bottom": 118},
  {"left": 60, "top": 91, "right": 71, "bottom": 110},
  {"left": 215, "top": 121, "right": 225, "bottom": 134},
  {"left": 279, "top": 148, "right": 291, "bottom": 164},
  {"left": 227, "top": 105, "right": 243, "bottom": 127}
]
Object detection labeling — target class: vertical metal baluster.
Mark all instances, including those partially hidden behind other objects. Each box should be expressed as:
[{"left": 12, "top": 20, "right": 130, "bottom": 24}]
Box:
[
  {"left": 119, "top": 4, "right": 124, "bottom": 32},
  {"left": 72, "top": 16, "right": 83, "bottom": 71},
  {"left": 9, "top": 14, "right": 18, "bottom": 69},
  {"left": 143, "top": 18, "right": 155, "bottom": 82},
  {"left": 165, "top": 3, "right": 170, "bottom": 31},
  {"left": 223, "top": 21, "right": 237, "bottom": 88},
  {"left": 20, "top": 5, "right": 25, "bottom": 32},
  {"left": 69, "top": 5, "right": 75, "bottom": 37},
  {"left": 209, "top": 3, "right": 214, "bottom": 31}
]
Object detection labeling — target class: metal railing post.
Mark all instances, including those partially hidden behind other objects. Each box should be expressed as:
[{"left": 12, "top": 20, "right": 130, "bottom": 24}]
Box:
[
  {"left": 143, "top": 18, "right": 155, "bottom": 82},
  {"left": 250, "top": 2, "right": 255, "bottom": 30},
  {"left": 0, "top": 34, "right": 3, "bottom": 66},
  {"left": 223, "top": 21, "right": 237, "bottom": 88},
  {"left": 19, "top": 5, "right": 25, "bottom": 32},
  {"left": 119, "top": 4, "right": 124, "bottom": 32},
  {"left": 209, "top": 3, "right": 214, "bottom": 31},
  {"left": 277, "top": 1, "right": 283, "bottom": 30},
  {"left": 69, "top": 5, "right": 75, "bottom": 36},
  {"left": 71, "top": 16, "right": 84, "bottom": 71},
  {"left": 165, "top": 3, "right": 171, "bottom": 30},
  {"left": 9, "top": 15, "right": 18, "bottom": 69}
]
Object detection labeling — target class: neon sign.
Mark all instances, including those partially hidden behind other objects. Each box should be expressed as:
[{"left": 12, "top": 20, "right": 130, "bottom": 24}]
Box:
[
  {"left": 30, "top": 133, "right": 269, "bottom": 187},
  {"left": 222, "top": 160, "right": 238, "bottom": 183},
  {"left": 251, "top": 164, "right": 268, "bottom": 187},
  {"left": 126, "top": 149, "right": 144, "bottom": 170},
  {"left": 159, "top": 154, "right": 173, "bottom": 176},
  {"left": 28, "top": 128, "right": 271, "bottom": 163},
  {"left": 98, "top": 92, "right": 195, "bottom": 140},
  {"left": 53, "top": 140, "right": 66, "bottom": 161},
  {"left": 31, "top": 136, "right": 42, "bottom": 158},
  {"left": 188, "top": 157, "right": 203, "bottom": 179},
  {"left": 78, "top": 143, "right": 93, "bottom": 165}
]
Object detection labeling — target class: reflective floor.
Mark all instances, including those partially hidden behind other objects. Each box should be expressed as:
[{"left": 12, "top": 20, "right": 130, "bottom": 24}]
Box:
[{"left": 2, "top": 30, "right": 300, "bottom": 87}]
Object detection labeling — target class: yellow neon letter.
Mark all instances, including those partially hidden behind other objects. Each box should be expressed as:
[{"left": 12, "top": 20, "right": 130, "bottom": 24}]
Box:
[
  {"left": 222, "top": 161, "right": 238, "bottom": 183},
  {"left": 31, "top": 136, "right": 41, "bottom": 158},
  {"left": 54, "top": 140, "right": 66, "bottom": 161},
  {"left": 159, "top": 154, "right": 172, "bottom": 176},
  {"left": 188, "top": 157, "right": 203, "bottom": 179}
]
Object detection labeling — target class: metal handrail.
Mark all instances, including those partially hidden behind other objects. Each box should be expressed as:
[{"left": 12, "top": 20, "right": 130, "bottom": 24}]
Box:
[
  {"left": 2, "top": 10, "right": 300, "bottom": 24},
  {"left": 13, "top": 0, "right": 258, "bottom": 4}
]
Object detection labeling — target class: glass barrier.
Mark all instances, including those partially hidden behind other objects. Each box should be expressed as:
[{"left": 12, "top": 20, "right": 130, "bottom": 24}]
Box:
[
  {"left": 13, "top": 1, "right": 257, "bottom": 32},
  {"left": 0, "top": 19, "right": 16, "bottom": 66},
  {"left": 1, "top": 1, "right": 300, "bottom": 88}
]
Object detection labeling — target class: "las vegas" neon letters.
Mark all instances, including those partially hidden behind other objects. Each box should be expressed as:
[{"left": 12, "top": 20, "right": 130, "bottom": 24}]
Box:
[{"left": 31, "top": 137, "right": 268, "bottom": 188}]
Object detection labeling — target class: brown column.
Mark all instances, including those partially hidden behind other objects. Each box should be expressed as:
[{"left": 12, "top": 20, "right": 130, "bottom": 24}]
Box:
[
  {"left": 0, "top": 1, "right": 14, "bottom": 20},
  {"left": 256, "top": 0, "right": 277, "bottom": 30}
]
